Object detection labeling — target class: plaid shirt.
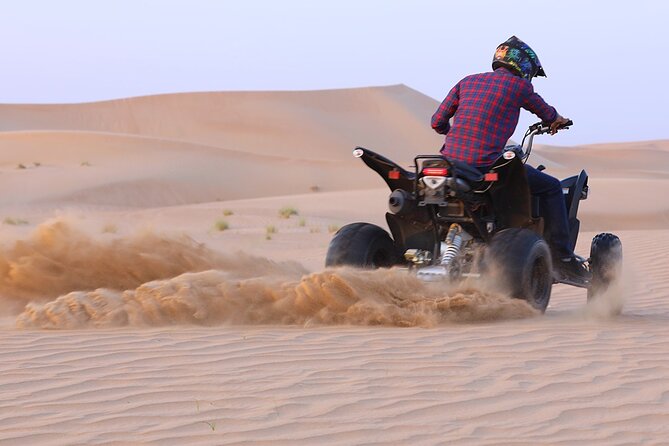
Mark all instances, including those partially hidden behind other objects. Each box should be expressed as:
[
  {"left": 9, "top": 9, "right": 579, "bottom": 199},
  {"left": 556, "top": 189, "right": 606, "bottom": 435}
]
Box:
[{"left": 432, "top": 68, "right": 558, "bottom": 167}]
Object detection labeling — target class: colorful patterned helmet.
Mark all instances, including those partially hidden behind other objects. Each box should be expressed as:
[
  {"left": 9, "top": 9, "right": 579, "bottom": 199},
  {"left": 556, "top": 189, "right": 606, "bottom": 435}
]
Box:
[{"left": 492, "top": 36, "right": 546, "bottom": 81}]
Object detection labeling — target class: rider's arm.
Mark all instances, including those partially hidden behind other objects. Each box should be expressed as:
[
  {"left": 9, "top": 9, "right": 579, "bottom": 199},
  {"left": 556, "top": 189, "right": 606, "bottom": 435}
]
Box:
[
  {"left": 431, "top": 83, "right": 460, "bottom": 135},
  {"left": 521, "top": 83, "right": 559, "bottom": 124}
]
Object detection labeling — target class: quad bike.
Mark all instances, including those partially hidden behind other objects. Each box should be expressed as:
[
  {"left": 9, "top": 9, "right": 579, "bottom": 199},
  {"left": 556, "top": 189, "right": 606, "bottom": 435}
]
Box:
[{"left": 325, "top": 121, "right": 623, "bottom": 312}]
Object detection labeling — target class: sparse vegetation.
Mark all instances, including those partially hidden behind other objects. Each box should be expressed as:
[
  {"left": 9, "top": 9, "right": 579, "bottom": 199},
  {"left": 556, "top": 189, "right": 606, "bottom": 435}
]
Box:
[
  {"left": 102, "top": 224, "right": 118, "bottom": 234},
  {"left": 298, "top": 218, "right": 306, "bottom": 227},
  {"left": 265, "top": 225, "right": 277, "bottom": 240},
  {"left": 309, "top": 185, "right": 320, "bottom": 192},
  {"left": 222, "top": 209, "right": 234, "bottom": 216},
  {"left": 3, "top": 217, "right": 29, "bottom": 226},
  {"left": 278, "top": 206, "right": 298, "bottom": 219},
  {"left": 328, "top": 224, "right": 340, "bottom": 233},
  {"left": 80, "top": 161, "right": 91, "bottom": 167},
  {"left": 214, "top": 219, "right": 229, "bottom": 231},
  {"left": 15, "top": 162, "right": 42, "bottom": 169},
  {"left": 310, "top": 227, "right": 321, "bottom": 233}
]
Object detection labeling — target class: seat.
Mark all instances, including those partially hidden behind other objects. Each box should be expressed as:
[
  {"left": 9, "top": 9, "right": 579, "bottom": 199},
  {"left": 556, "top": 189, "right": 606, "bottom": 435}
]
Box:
[{"left": 449, "top": 159, "right": 484, "bottom": 183}]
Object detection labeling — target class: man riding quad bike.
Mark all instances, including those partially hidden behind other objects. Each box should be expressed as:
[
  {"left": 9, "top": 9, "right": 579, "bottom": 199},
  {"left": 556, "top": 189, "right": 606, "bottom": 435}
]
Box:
[{"left": 325, "top": 37, "right": 622, "bottom": 312}]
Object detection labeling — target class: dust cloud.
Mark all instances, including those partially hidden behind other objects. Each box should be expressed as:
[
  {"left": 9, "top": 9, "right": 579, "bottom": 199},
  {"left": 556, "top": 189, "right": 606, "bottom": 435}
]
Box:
[
  {"left": 4, "top": 220, "right": 538, "bottom": 329},
  {"left": 0, "top": 219, "right": 305, "bottom": 312},
  {"left": 582, "top": 263, "right": 631, "bottom": 319}
]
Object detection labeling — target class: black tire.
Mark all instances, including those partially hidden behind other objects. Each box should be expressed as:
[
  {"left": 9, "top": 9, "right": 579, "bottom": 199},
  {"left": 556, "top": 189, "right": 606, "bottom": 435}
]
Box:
[
  {"left": 587, "top": 233, "right": 623, "bottom": 301},
  {"left": 484, "top": 228, "right": 553, "bottom": 312},
  {"left": 325, "top": 222, "right": 400, "bottom": 268}
]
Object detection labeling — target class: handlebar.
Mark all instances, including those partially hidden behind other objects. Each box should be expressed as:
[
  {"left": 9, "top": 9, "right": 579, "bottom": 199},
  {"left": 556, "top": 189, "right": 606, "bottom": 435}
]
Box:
[
  {"left": 519, "top": 119, "right": 573, "bottom": 163},
  {"left": 529, "top": 119, "right": 573, "bottom": 135}
]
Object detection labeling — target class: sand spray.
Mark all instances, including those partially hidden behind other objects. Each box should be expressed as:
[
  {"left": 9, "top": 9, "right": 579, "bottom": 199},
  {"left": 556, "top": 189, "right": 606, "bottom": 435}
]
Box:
[
  {"left": 3, "top": 219, "right": 540, "bottom": 329},
  {"left": 581, "top": 261, "right": 632, "bottom": 319}
]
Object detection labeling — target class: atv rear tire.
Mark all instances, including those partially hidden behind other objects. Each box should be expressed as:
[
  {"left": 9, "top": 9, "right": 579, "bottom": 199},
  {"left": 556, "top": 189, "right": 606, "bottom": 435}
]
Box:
[
  {"left": 587, "top": 233, "right": 623, "bottom": 301},
  {"left": 325, "top": 222, "right": 400, "bottom": 268},
  {"left": 484, "top": 228, "right": 553, "bottom": 312}
]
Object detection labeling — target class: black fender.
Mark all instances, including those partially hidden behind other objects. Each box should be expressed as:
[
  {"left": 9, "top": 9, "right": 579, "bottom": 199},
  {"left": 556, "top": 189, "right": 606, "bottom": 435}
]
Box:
[
  {"left": 486, "top": 156, "right": 535, "bottom": 231},
  {"left": 560, "top": 170, "right": 588, "bottom": 252},
  {"left": 354, "top": 146, "right": 415, "bottom": 192}
]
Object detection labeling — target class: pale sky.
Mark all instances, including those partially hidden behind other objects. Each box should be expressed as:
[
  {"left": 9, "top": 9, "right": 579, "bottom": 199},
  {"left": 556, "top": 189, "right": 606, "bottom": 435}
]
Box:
[{"left": 0, "top": 0, "right": 667, "bottom": 145}]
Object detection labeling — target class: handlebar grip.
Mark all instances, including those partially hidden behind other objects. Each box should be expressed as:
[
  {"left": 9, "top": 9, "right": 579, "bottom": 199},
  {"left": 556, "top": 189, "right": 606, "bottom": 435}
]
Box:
[{"left": 552, "top": 119, "right": 573, "bottom": 132}]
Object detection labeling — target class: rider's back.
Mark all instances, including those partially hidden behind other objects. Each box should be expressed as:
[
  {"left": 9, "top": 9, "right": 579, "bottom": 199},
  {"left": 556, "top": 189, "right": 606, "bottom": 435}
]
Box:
[{"left": 433, "top": 67, "right": 556, "bottom": 168}]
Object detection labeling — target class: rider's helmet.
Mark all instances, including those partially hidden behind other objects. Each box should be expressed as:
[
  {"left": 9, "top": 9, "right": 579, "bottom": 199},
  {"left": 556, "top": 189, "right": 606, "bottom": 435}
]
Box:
[{"left": 492, "top": 36, "right": 546, "bottom": 81}]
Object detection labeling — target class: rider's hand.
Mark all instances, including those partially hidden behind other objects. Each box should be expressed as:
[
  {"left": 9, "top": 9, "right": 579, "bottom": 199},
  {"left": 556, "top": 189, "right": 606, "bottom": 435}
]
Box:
[{"left": 550, "top": 116, "right": 570, "bottom": 135}]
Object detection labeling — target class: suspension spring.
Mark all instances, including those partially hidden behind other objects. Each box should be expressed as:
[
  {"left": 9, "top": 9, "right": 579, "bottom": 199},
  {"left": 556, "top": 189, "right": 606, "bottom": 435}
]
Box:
[
  {"left": 440, "top": 223, "right": 463, "bottom": 267},
  {"left": 441, "top": 235, "right": 462, "bottom": 266}
]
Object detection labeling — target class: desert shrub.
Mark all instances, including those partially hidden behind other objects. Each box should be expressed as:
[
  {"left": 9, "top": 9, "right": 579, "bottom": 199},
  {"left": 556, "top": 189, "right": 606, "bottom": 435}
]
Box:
[
  {"left": 278, "top": 207, "right": 298, "bottom": 219},
  {"left": 3, "top": 217, "right": 29, "bottom": 225},
  {"left": 102, "top": 224, "right": 118, "bottom": 233},
  {"left": 214, "top": 220, "right": 229, "bottom": 231}
]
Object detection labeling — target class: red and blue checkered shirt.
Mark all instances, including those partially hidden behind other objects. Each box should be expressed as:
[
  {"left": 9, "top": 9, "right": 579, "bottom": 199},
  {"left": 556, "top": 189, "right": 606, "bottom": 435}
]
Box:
[{"left": 432, "top": 68, "right": 558, "bottom": 167}]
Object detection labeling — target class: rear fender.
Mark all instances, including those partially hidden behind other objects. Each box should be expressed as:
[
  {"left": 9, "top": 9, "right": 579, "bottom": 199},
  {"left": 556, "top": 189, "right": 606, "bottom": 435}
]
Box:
[
  {"left": 560, "top": 170, "right": 588, "bottom": 221},
  {"left": 386, "top": 212, "right": 434, "bottom": 255},
  {"left": 487, "top": 156, "right": 534, "bottom": 230},
  {"left": 354, "top": 147, "right": 415, "bottom": 192},
  {"left": 560, "top": 170, "right": 588, "bottom": 252}
]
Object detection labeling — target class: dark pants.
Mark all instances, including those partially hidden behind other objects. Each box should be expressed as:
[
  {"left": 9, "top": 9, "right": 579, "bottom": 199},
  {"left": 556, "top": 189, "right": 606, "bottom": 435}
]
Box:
[{"left": 525, "top": 165, "right": 573, "bottom": 259}]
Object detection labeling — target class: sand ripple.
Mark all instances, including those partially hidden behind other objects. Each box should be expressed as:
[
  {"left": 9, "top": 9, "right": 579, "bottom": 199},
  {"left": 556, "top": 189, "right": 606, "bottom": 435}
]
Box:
[{"left": 1, "top": 322, "right": 668, "bottom": 445}]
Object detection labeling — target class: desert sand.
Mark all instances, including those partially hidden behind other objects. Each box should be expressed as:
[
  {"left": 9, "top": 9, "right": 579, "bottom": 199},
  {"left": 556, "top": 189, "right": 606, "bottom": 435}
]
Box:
[{"left": 1, "top": 85, "right": 668, "bottom": 444}]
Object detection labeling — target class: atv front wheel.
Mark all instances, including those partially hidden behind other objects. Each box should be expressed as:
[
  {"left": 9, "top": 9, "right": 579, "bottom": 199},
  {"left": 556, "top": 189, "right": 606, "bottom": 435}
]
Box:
[
  {"left": 484, "top": 228, "right": 553, "bottom": 312},
  {"left": 325, "top": 222, "right": 400, "bottom": 268},
  {"left": 587, "top": 233, "right": 623, "bottom": 301}
]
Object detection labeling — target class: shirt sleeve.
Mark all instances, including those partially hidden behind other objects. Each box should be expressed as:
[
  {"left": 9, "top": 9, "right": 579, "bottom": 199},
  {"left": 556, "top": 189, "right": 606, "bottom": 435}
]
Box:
[
  {"left": 431, "top": 83, "right": 460, "bottom": 135},
  {"left": 521, "top": 83, "right": 558, "bottom": 123}
]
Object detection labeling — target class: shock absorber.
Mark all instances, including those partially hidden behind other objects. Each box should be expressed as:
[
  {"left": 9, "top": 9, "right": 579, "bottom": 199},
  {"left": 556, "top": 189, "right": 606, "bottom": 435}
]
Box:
[{"left": 440, "top": 223, "right": 463, "bottom": 267}]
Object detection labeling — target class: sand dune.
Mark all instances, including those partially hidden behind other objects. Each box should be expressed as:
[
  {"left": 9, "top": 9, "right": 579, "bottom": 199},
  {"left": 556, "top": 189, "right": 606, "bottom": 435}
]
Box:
[
  {"left": 0, "top": 131, "right": 376, "bottom": 207},
  {"left": 537, "top": 140, "right": 669, "bottom": 177},
  {"left": 0, "top": 85, "right": 443, "bottom": 163},
  {"left": 3, "top": 130, "right": 668, "bottom": 226},
  {"left": 1, "top": 85, "right": 669, "bottom": 445},
  {"left": 2, "top": 85, "right": 668, "bottom": 225}
]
